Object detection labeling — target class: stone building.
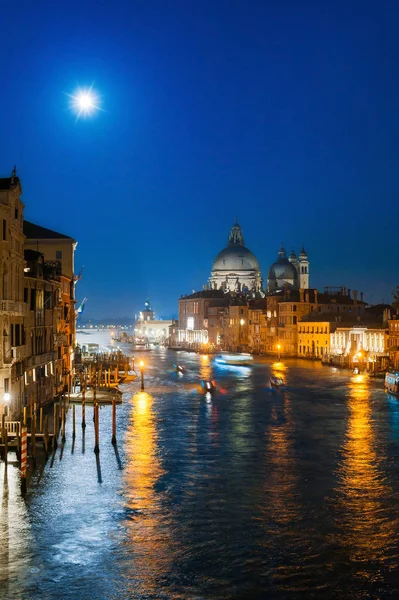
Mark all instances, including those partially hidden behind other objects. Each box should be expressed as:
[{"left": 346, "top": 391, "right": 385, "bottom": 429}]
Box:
[
  {"left": 134, "top": 299, "right": 172, "bottom": 343},
  {"left": 177, "top": 290, "right": 229, "bottom": 349},
  {"left": 272, "top": 287, "right": 367, "bottom": 357},
  {"left": 24, "top": 221, "right": 77, "bottom": 389},
  {"left": 0, "top": 169, "right": 27, "bottom": 417},
  {"left": 0, "top": 168, "right": 77, "bottom": 418},
  {"left": 388, "top": 319, "right": 399, "bottom": 369}
]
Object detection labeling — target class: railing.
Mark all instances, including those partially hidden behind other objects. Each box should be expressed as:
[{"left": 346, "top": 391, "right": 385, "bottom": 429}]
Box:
[
  {"left": 5, "top": 421, "right": 21, "bottom": 435},
  {"left": 1, "top": 300, "right": 28, "bottom": 315}
]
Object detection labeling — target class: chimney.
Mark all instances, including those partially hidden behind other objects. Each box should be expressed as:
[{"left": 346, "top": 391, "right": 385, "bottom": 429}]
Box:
[
  {"left": 360, "top": 291, "right": 364, "bottom": 302},
  {"left": 353, "top": 290, "right": 358, "bottom": 304},
  {"left": 305, "top": 291, "right": 309, "bottom": 303},
  {"left": 314, "top": 290, "right": 318, "bottom": 304},
  {"left": 299, "top": 289, "right": 304, "bottom": 303},
  {"left": 348, "top": 288, "right": 351, "bottom": 298}
]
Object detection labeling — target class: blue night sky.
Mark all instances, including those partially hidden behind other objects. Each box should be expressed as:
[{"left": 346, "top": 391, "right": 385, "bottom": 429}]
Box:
[{"left": 1, "top": 0, "right": 398, "bottom": 318}]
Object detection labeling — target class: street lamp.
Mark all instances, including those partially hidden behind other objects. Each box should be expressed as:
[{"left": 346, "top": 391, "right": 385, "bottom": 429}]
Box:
[
  {"left": 139, "top": 360, "right": 145, "bottom": 391},
  {"left": 240, "top": 319, "right": 245, "bottom": 326},
  {"left": 3, "top": 393, "right": 10, "bottom": 417},
  {"left": 277, "top": 343, "right": 281, "bottom": 361}
]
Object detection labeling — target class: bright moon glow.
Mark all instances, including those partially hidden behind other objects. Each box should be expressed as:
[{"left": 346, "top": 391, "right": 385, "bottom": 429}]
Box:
[{"left": 67, "top": 85, "right": 101, "bottom": 119}]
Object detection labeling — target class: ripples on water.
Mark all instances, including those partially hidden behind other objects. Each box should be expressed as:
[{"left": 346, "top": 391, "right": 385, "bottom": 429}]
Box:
[{"left": 1, "top": 350, "right": 399, "bottom": 599}]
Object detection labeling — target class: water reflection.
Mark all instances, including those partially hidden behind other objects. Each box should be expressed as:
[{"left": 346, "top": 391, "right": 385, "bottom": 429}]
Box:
[
  {"left": 259, "top": 392, "right": 303, "bottom": 590},
  {"left": 123, "top": 391, "right": 175, "bottom": 596},
  {"left": 335, "top": 376, "right": 396, "bottom": 569}
]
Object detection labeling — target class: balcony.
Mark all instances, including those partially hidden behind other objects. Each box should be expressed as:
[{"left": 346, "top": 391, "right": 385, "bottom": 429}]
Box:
[{"left": 1, "top": 300, "right": 28, "bottom": 315}]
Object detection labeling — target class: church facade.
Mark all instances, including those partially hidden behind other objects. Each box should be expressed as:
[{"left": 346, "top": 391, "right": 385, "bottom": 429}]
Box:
[{"left": 176, "top": 221, "right": 311, "bottom": 349}]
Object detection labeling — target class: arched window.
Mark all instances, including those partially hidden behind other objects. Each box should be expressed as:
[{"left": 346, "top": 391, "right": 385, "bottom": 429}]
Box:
[
  {"left": 293, "top": 316, "right": 297, "bottom": 325},
  {"left": 293, "top": 305, "right": 297, "bottom": 312}
]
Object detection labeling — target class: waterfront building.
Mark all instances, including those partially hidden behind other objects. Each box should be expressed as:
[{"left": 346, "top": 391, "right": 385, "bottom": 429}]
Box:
[
  {"left": 388, "top": 318, "right": 399, "bottom": 368},
  {"left": 168, "top": 319, "right": 179, "bottom": 347},
  {"left": 297, "top": 317, "right": 337, "bottom": 358},
  {"left": 223, "top": 303, "right": 249, "bottom": 352},
  {"left": 330, "top": 325, "right": 389, "bottom": 369},
  {"left": 248, "top": 299, "right": 267, "bottom": 354},
  {"left": 274, "top": 287, "right": 366, "bottom": 357},
  {"left": 177, "top": 290, "right": 228, "bottom": 348},
  {"left": 0, "top": 169, "right": 27, "bottom": 417},
  {"left": 23, "top": 249, "right": 64, "bottom": 411},
  {"left": 134, "top": 299, "right": 172, "bottom": 343},
  {"left": 24, "top": 221, "right": 77, "bottom": 392}
]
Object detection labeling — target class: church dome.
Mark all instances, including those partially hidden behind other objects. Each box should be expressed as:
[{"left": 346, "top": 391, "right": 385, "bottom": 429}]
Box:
[
  {"left": 212, "top": 220, "right": 260, "bottom": 272},
  {"left": 268, "top": 245, "right": 298, "bottom": 281},
  {"left": 213, "top": 245, "right": 260, "bottom": 272}
]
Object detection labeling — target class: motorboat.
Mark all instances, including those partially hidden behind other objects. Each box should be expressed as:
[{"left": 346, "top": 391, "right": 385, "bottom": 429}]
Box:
[
  {"left": 201, "top": 380, "right": 217, "bottom": 393},
  {"left": 215, "top": 353, "right": 254, "bottom": 366},
  {"left": 269, "top": 376, "right": 284, "bottom": 389},
  {"left": 174, "top": 364, "right": 187, "bottom": 374},
  {"left": 385, "top": 372, "right": 399, "bottom": 396}
]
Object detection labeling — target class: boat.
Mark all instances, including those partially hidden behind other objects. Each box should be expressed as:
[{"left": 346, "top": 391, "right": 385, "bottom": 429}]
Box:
[
  {"left": 201, "top": 379, "right": 217, "bottom": 393},
  {"left": 385, "top": 371, "right": 399, "bottom": 395},
  {"left": 174, "top": 364, "right": 187, "bottom": 373},
  {"left": 269, "top": 376, "right": 284, "bottom": 389},
  {"left": 215, "top": 353, "right": 254, "bottom": 366}
]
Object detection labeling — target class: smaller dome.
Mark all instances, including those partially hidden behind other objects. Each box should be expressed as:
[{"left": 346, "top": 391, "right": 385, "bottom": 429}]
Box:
[{"left": 268, "top": 247, "right": 298, "bottom": 282}]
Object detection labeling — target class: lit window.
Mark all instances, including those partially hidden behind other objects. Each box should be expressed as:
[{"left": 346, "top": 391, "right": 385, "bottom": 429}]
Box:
[{"left": 187, "top": 317, "right": 194, "bottom": 330}]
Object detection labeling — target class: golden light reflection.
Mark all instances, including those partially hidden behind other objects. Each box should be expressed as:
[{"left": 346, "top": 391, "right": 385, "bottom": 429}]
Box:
[
  {"left": 199, "top": 357, "right": 212, "bottom": 382},
  {"left": 271, "top": 362, "right": 287, "bottom": 384},
  {"left": 124, "top": 392, "right": 175, "bottom": 594},
  {"left": 262, "top": 395, "right": 300, "bottom": 527},
  {"left": 335, "top": 376, "right": 395, "bottom": 566}
]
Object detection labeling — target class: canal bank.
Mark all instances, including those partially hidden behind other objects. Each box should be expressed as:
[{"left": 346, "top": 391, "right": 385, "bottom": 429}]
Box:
[{"left": 1, "top": 349, "right": 399, "bottom": 600}]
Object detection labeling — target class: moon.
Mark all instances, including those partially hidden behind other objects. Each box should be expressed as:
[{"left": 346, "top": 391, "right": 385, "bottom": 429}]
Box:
[{"left": 67, "top": 85, "right": 101, "bottom": 119}]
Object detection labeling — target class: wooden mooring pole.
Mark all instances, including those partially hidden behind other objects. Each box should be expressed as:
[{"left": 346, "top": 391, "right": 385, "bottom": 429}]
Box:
[
  {"left": 111, "top": 398, "right": 116, "bottom": 445},
  {"left": 94, "top": 403, "right": 100, "bottom": 454},
  {"left": 20, "top": 426, "right": 27, "bottom": 494},
  {"left": 72, "top": 404, "right": 76, "bottom": 440}
]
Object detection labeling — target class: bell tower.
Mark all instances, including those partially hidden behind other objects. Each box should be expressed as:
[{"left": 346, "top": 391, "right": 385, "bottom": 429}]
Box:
[
  {"left": 298, "top": 247, "right": 309, "bottom": 289},
  {"left": 139, "top": 298, "right": 154, "bottom": 322}
]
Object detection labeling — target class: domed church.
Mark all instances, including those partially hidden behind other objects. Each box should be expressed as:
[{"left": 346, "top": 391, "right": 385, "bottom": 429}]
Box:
[
  {"left": 267, "top": 244, "right": 310, "bottom": 292},
  {"left": 208, "top": 220, "right": 264, "bottom": 295}
]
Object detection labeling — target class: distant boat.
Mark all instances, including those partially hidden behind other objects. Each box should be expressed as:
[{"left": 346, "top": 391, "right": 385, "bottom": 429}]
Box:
[
  {"left": 215, "top": 353, "right": 254, "bottom": 366},
  {"left": 385, "top": 372, "right": 399, "bottom": 396}
]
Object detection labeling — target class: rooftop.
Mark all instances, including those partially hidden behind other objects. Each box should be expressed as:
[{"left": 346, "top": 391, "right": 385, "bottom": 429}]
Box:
[{"left": 24, "top": 220, "right": 73, "bottom": 240}]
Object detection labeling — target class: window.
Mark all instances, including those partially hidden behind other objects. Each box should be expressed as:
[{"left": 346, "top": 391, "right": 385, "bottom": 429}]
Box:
[
  {"left": 187, "top": 317, "right": 194, "bottom": 330},
  {"left": 30, "top": 289, "right": 36, "bottom": 311},
  {"left": 4, "top": 378, "right": 9, "bottom": 393},
  {"left": 293, "top": 305, "right": 297, "bottom": 312},
  {"left": 15, "top": 207, "right": 18, "bottom": 219},
  {"left": 56, "top": 250, "right": 63, "bottom": 259},
  {"left": 24, "top": 288, "right": 28, "bottom": 303}
]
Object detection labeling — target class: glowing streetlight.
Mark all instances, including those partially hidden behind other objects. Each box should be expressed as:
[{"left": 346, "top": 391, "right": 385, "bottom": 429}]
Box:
[
  {"left": 240, "top": 319, "right": 245, "bottom": 326},
  {"left": 277, "top": 343, "right": 281, "bottom": 360}
]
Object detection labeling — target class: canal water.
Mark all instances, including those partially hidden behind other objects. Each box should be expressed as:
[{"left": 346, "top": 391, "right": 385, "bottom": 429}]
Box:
[{"left": 1, "top": 346, "right": 399, "bottom": 599}]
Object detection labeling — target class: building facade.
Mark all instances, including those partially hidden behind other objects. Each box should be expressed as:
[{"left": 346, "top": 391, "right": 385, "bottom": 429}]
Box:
[
  {"left": 0, "top": 170, "right": 27, "bottom": 417},
  {"left": 134, "top": 299, "right": 172, "bottom": 343},
  {"left": 0, "top": 168, "right": 77, "bottom": 418}
]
